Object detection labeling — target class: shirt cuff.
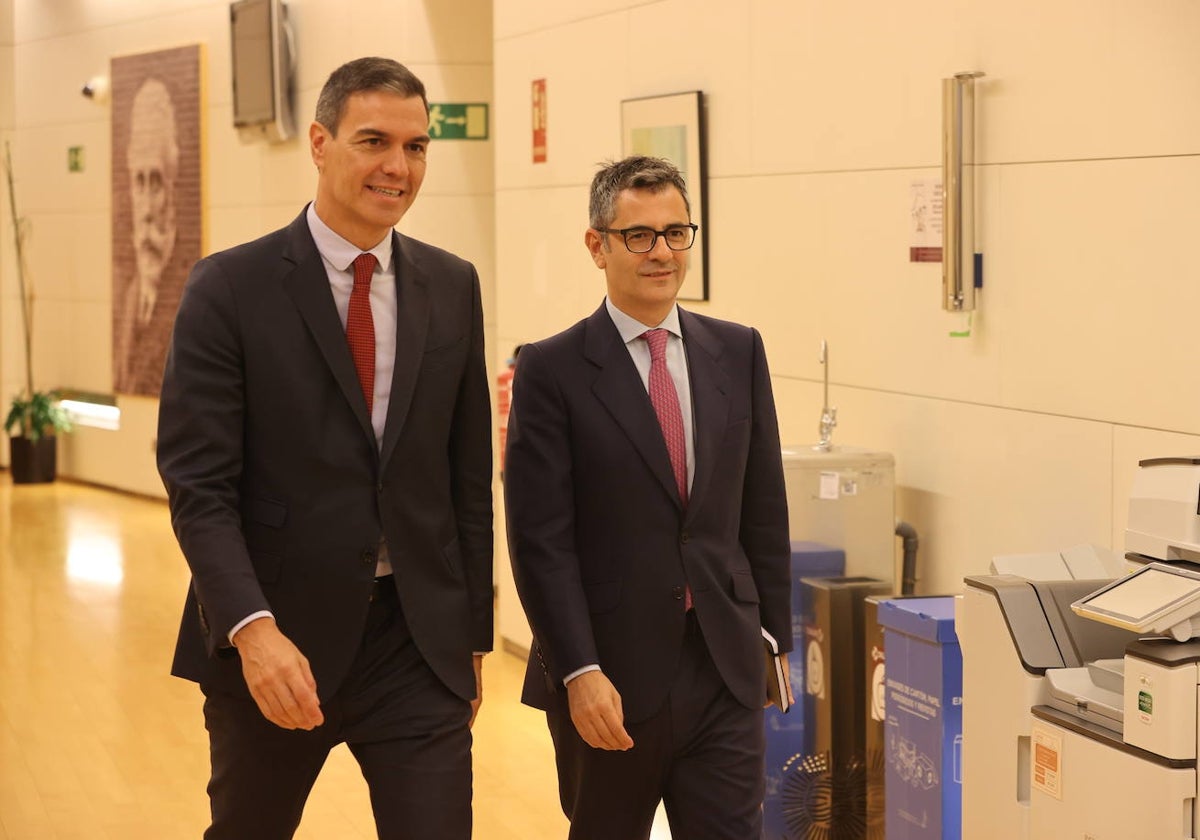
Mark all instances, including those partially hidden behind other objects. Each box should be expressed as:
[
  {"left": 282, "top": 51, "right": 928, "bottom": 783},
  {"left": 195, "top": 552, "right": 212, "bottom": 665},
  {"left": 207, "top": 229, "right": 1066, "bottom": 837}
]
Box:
[
  {"left": 563, "top": 664, "right": 601, "bottom": 686},
  {"left": 228, "top": 610, "right": 274, "bottom": 646}
]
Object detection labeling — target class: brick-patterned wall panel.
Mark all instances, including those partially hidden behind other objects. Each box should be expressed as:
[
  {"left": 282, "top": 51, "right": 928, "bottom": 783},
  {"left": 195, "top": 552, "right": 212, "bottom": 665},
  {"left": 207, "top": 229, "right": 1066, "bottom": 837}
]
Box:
[{"left": 111, "top": 44, "right": 202, "bottom": 398}]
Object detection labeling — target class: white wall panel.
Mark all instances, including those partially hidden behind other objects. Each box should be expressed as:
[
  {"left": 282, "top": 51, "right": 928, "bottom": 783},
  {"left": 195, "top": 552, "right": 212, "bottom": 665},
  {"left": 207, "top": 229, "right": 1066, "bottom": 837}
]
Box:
[
  {"left": 997, "top": 156, "right": 1200, "bottom": 433},
  {"left": 70, "top": 299, "right": 114, "bottom": 392},
  {"left": 768, "top": 377, "right": 1115, "bottom": 594},
  {"left": 206, "top": 101, "right": 270, "bottom": 210},
  {"left": 0, "top": 307, "right": 21, "bottom": 386},
  {"left": 61, "top": 395, "right": 165, "bottom": 498},
  {"left": 627, "top": 0, "right": 754, "bottom": 178},
  {"left": 399, "top": 0, "right": 492, "bottom": 65},
  {"left": 68, "top": 210, "right": 111, "bottom": 303},
  {"left": 19, "top": 212, "right": 77, "bottom": 303},
  {"left": 203, "top": 204, "right": 263, "bottom": 256},
  {"left": 7, "top": 122, "right": 109, "bottom": 213},
  {"left": 840, "top": 386, "right": 1113, "bottom": 593},
  {"left": 0, "top": 0, "right": 13, "bottom": 45},
  {"left": 14, "top": 0, "right": 212, "bottom": 43},
  {"left": 493, "top": 16, "right": 628, "bottom": 191},
  {"left": 747, "top": 0, "right": 958, "bottom": 173},
  {"left": 494, "top": 186, "right": 600, "bottom": 347},
  {"left": 979, "top": 0, "right": 1200, "bottom": 163},
  {"left": 0, "top": 45, "right": 13, "bottom": 128},
  {"left": 14, "top": 11, "right": 226, "bottom": 126},
  {"left": 706, "top": 169, "right": 1003, "bottom": 404},
  {"left": 494, "top": 0, "right": 645, "bottom": 41},
  {"left": 746, "top": 0, "right": 1200, "bottom": 174},
  {"left": 286, "top": 0, "right": 356, "bottom": 94}
]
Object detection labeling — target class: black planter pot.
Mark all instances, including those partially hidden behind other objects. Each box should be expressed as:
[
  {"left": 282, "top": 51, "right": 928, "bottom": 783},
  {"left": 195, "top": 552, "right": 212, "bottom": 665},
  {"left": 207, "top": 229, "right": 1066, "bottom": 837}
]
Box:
[{"left": 9, "top": 435, "right": 57, "bottom": 484}]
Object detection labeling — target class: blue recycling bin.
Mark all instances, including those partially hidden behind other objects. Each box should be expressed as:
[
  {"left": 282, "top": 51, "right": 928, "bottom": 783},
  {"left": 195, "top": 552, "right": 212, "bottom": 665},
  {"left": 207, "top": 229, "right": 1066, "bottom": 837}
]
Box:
[
  {"left": 762, "top": 541, "right": 844, "bottom": 840},
  {"left": 878, "top": 597, "right": 963, "bottom": 840}
]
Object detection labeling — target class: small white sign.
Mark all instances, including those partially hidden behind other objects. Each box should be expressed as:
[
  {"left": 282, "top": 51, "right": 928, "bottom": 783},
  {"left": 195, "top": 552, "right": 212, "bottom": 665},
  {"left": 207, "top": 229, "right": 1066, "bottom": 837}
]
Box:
[
  {"left": 909, "top": 179, "right": 943, "bottom": 262},
  {"left": 1031, "top": 724, "right": 1063, "bottom": 800},
  {"left": 819, "top": 471, "right": 840, "bottom": 500}
]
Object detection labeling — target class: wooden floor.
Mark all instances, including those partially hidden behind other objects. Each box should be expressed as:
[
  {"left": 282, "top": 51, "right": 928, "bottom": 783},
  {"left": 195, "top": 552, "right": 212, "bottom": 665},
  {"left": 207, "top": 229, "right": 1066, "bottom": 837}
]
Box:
[{"left": 0, "top": 476, "right": 673, "bottom": 839}]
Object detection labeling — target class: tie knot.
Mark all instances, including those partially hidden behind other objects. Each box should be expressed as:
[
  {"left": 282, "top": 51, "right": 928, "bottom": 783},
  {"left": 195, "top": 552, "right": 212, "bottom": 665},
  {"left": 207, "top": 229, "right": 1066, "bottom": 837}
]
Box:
[
  {"left": 353, "top": 253, "right": 377, "bottom": 287},
  {"left": 643, "top": 329, "right": 669, "bottom": 361}
]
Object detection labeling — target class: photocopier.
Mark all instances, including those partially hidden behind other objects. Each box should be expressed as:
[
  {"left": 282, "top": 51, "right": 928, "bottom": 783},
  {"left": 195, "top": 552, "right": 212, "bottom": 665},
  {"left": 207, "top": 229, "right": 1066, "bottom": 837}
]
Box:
[{"left": 958, "top": 456, "right": 1200, "bottom": 840}]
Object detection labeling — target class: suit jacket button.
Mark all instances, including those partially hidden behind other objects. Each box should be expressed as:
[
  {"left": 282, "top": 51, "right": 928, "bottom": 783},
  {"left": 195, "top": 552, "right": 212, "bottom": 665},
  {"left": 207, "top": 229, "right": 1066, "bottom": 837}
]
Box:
[
  {"left": 672, "top": 586, "right": 684, "bottom": 600},
  {"left": 680, "top": 532, "right": 690, "bottom": 544},
  {"left": 361, "top": 549, "right": 375, "bottom": 565}
]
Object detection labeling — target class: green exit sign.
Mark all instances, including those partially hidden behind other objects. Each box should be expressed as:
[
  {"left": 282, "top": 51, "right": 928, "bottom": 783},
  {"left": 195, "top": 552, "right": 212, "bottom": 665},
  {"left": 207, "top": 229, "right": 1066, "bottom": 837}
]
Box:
[{"left": 428, "top": 103, "right": 488, "bottom": 140}]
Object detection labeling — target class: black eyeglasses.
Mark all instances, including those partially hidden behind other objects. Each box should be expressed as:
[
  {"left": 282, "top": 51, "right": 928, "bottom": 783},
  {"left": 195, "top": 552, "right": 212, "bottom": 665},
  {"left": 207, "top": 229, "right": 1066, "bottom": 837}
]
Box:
[{"left": 594, "top": 223, "right": 699, "bottom": 253}]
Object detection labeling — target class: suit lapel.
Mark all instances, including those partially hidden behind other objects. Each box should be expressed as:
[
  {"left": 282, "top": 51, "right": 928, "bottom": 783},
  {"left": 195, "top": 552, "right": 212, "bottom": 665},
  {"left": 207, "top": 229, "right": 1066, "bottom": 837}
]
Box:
[
  {"left": 279, "top": 212, "right": 376, "bottom": 445},
  {"left": 379, "top": 232, "right": 430, "bottom": 468},
  {"left": 679, "top": 309, "right": 730, "bottom": 523},
  {"left": 585, "top": 306, "right": 683, "bottom": 509}
]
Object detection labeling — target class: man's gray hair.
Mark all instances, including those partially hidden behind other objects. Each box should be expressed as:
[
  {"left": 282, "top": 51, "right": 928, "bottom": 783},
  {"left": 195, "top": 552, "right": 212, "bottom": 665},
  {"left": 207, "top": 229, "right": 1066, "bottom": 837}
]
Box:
[
  {"left": 588, "top": 156, "right": 690, "bottom": 229},
  {"left": 314, "top": 57, "right": 428, "bottom": 136}
]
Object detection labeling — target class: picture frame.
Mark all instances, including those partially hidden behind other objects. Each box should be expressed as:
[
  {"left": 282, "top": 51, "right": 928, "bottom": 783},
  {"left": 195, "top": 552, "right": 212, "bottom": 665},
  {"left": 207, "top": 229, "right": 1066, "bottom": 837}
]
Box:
[
  {"left": 110, "top": 44, "right": 204, "bottom": 397},
  {"left": 621, "top": 91, "right": 708, "bottom": 301}
]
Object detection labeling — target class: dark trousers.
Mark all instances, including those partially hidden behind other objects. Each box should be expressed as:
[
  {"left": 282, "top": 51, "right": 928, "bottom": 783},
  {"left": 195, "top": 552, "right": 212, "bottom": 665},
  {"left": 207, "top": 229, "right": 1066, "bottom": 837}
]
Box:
[
  {"left": 201, "top": 583, "right": 472, "bottom": 840},
  {"left": 547, "top": 612, "right": 765, "bottom": 840}
]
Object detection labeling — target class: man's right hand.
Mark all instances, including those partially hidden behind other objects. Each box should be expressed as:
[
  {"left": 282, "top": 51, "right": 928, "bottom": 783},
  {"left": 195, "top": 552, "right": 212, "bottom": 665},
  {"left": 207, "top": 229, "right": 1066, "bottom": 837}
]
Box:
[
  {"left": 232, "top": 617, "right": 324, "bottom": 730},
  {"left": 566, "top": 670, "right": 634, "bottom": 751}
]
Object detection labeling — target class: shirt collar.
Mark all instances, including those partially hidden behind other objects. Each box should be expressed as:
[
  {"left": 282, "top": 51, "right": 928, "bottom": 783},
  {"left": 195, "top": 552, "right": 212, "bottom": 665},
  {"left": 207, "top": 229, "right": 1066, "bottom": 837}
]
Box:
[
  {"left": 605, "top": 298, "right": 682, "bottom": 345},
  {"left": 305, "top": 202, "right": 393, "bottom": 272}
]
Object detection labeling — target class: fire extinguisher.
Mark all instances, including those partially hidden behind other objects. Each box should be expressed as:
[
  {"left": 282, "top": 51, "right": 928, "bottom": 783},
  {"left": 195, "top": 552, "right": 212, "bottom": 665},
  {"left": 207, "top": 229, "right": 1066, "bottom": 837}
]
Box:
[{"left": 497, "top": 344, "right": 523, "bottom": 475}]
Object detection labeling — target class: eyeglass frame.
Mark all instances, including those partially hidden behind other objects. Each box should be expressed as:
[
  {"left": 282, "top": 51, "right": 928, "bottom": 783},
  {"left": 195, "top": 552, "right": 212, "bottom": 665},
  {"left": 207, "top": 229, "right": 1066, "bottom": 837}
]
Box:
[{"left": 592, "top": 223, "right": 699, "bottom": 253}]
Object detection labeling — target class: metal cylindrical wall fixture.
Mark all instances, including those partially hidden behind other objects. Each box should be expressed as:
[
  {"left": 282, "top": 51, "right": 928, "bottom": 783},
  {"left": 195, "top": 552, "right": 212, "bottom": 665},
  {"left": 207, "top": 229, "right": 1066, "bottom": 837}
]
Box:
[{"left": 942, "top": 72, "right": 984, "bottom": 312}]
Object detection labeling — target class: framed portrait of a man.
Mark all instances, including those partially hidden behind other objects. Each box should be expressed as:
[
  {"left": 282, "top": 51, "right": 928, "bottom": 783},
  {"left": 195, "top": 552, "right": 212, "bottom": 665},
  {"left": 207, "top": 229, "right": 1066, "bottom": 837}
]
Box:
[{"left": 111, "top": 44, "right": 202, "bottom": 397}]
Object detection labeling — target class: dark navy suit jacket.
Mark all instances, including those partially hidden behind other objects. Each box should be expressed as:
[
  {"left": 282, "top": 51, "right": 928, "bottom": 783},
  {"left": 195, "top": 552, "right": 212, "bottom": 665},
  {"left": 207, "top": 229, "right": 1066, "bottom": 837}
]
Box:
[
  {"left": 505, "top": 303, "right": 790, "bottom": 722},
  {"left": 158, "top": 208, "right": 493, "bottom": 703}
]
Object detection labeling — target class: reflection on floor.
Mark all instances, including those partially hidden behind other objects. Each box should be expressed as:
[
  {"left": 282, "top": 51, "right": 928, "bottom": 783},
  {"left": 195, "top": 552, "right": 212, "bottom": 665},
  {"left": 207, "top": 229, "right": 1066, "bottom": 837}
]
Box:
[{"left": 0, "top": 476, "right": 670, "bottom": 839}]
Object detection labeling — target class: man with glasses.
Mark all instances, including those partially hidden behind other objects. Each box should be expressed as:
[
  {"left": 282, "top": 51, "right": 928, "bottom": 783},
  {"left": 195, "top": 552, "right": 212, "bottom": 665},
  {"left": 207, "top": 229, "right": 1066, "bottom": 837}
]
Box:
[{"left": 505, "top": 155, "right": 792, "bottom": 839}]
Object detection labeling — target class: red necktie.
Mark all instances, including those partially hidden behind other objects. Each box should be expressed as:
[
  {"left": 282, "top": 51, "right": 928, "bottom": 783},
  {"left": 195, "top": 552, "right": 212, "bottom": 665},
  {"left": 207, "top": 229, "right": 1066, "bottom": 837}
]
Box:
[
  {"left": 643, "top": 329, "right": 688, "bottom": 506},
  {"left": 347, "top": 253, "right": 377, "bottom": 415}
]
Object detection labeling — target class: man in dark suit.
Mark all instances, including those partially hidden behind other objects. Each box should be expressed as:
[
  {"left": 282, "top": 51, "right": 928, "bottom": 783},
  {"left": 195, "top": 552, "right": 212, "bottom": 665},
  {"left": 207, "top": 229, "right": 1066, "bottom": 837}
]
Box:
[
  {"left": 504, "top": 156, "right": 792, "bottom": 839},
  {"left": 157, "top": 58, "right": 492, "bottom": 839}
]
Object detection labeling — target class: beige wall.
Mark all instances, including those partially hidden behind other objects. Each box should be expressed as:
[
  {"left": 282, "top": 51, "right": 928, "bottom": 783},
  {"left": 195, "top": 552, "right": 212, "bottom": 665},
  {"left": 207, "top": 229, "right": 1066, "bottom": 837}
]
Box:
[
  {"left": 0, "top": 0, "right": 495, "bottom": 497},
  {"left": 491, "top": 0, "right": 1200, "bottom": 652},
  {"left": 1, "top": 0, "right": 14, "bottom": 449}
]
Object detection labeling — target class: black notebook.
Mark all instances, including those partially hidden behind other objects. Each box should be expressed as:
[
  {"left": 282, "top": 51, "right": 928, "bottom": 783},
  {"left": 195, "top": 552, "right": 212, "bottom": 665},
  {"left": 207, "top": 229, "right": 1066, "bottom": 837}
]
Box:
[{"left": 761, "top": 627, "right": 790, "bottom": 713}]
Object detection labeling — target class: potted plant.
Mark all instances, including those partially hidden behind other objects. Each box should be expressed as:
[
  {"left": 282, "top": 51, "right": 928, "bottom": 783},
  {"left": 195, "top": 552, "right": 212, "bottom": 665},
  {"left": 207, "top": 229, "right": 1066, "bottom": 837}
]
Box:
[
  {"left": 4, "top": 140, "right": 72, "bottom": 483},
  {"left": 5, "top": 391, "right": 71, "bottom": 483}
]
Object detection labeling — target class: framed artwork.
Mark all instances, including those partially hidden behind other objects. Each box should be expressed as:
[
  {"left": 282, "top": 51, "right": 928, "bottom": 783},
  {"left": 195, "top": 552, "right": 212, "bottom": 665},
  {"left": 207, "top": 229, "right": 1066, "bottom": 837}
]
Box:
[
  {"left": 621, "top": 90, "right": 708, "bottom": 301},
  {"left": 111, "top": 44, "right": 203, "bottom": 397}
]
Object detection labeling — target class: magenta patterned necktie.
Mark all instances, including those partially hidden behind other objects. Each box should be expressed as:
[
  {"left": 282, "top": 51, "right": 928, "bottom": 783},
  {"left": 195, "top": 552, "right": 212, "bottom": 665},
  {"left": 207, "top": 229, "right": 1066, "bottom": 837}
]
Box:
[
  {"left": 347, "top": 253, "right": 377, "bottom": 414},
  {"left": 643, "top": 329, "right": 688, "bottom": 507},
  {"left": 644, "top": 328, "right": 692, "bottom": 610}
]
